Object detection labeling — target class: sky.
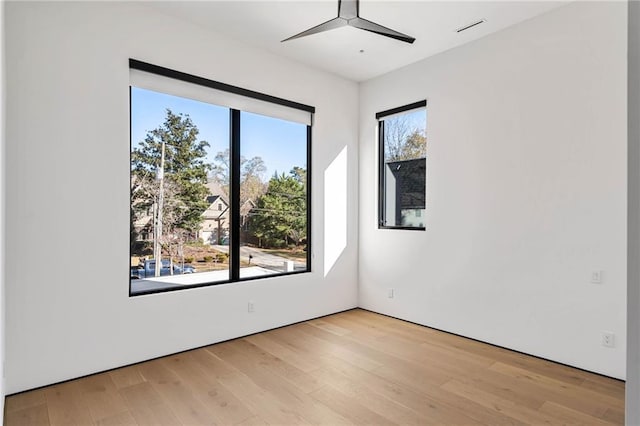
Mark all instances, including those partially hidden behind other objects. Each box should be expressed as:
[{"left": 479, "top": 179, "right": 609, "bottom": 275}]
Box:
[
  {"left": 405, "top": 108, "right": 427, "bottom": 133},
  {"left": 130, "top": 87, "right": 307, "bottom": 181},
  {"left": 385, "top": 107, "right": 427, "bottom": 136}
]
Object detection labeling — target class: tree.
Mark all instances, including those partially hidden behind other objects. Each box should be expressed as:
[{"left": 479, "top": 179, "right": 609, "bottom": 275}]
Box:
[
  {"left": 384, "top": 114, "right": 426, "bottom": 162},
  {"left": 131, "top": 109, "right": 211, "bottom": 244},
  {"left": 241, "top": 156, "right": 267, "bottom": 205},
  {"left": 210, "top": 149, "right": 267, "bottom": 204},
  {"left": 290, "top": 166, "right": 307, "bottom": 189},
  {"left": 249, "top": 171, "right": 306, "bottom": 248},
  {"left": 210, "top": 150, "right": 231, "bottom": 189},
  {"left": 399, "top": 130, "right": 427, "bottom": 160}
]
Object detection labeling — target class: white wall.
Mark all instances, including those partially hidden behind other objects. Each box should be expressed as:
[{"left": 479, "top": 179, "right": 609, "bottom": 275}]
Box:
[
  {"left": 359, "top": 1, "right": 627, "bottom": 379},
  {"left": 628, "top": 0, "right": 640, "bottom": 422},
  {"left": 4, "top": 1, "right": 359, "bottom": 394},
  {"left": 1, "top": 0, "right": 6, "bottom": 420}
]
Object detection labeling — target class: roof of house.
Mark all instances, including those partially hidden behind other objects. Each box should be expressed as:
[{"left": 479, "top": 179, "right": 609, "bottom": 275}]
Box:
[
  {"left": 206, "top": 180, "right": 228, "bottom": 203},
  {"left": 206, "top": 194, "right": 226, "bottom": 205}
]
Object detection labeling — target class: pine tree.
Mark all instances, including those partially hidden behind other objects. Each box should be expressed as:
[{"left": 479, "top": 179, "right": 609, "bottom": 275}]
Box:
[
  {"left": 249, "top": 171, "right": 306, "bottom": 248},
  {"left": 131, "top": 109, "right": 211, "bottom": 239}
]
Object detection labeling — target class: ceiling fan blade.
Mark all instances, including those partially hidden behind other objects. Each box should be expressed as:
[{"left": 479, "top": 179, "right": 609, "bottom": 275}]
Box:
[
  {"left": 338, "top": 0, "right": 358, "bottom": 20},
  {"left": 349, "top": 17, "right": 415, "bottom": 44},
  {"left": 281, "top": 17, "right": 347, "bottom": 42}
]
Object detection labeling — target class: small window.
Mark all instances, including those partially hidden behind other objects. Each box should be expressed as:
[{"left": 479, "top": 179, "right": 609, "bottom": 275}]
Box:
[{"left": 377, "top": 101, "right": 427, "bottom": 230}]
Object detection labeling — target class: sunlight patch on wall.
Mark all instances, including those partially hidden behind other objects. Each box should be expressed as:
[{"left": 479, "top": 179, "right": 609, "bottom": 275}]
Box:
[{"left": 324, "top": 147, "right": 347, "bottom": 277}]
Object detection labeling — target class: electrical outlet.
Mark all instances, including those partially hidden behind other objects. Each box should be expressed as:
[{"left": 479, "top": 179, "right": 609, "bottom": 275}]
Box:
[
  {"left": 248, "top": 301, "right": 255, "bottom": 313},
  {"left": 591, "top": 270, "right": 602, "bottom": 284},
  {"left": 388, "top": 288, "right": 395, "bottom": 299},
  {"left": 602, "top": 332, "right": 615, "bottom": 348}
]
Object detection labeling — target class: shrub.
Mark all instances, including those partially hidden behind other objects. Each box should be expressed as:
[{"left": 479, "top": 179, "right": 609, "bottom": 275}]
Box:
[
  {"left": 203, "top": 255, "right": 214, "bottom": 263},
  {"left": 184, "top": 257, "right": 194, "bottom": 263},
  {"left": 186, "top": 241, "right": 206, "bottom": 247},
  {"left": 131, "top": 241, "right": 153, "bottom": 256},
  {"left": 216, "top": 253, "right": 228, "bottom": 262},
  {"left": 271, "top": 240, "right": 287, "bottom": 249}
]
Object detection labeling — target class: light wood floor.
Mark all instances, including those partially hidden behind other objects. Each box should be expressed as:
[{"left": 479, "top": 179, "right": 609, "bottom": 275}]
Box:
[{"left": 5, "top": 309, "right": 625, "bottom": 425}]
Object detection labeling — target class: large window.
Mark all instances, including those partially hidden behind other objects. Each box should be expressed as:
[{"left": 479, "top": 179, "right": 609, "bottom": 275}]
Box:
[
  {"left": 377, "top": 101, "right": 427, "bottom": 230},
  {"left": 129, "top": 60, "right": 313, "bottom": 296}
]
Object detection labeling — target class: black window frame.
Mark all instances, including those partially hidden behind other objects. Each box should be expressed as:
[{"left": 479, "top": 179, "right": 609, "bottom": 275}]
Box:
[
  {"left": 129, "top": 59, "right": 314, "bottom": 296},
  {"left": 377, "top": 100, "right": 427, "bottom": 231}
]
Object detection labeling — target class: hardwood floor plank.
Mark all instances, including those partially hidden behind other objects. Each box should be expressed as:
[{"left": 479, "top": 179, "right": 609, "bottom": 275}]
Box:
[
  {"left": 234, "top": 415, "right": 269, "bottom": 425},
  {"left": 77, "top": 373, "right": 130, "bottom": 424},
  {"left": 295, "top": 323, "right": 386, "bottom": 372},
  {"left": 372, "top": 355, "right": 451, "bottom": 390},
  {"left": 370, "top": 368, "right": 524, "bottom": 425},
  {"left": 311, "top": 364, "right": 480, "bottom": 425},
  {"left": 453, "top": 366, "right": 548, "bottom": 410},
  {"left": 411, "top": 326, "right": 555, "bottom": 373},
  {"left": 581, "top": 376, "right": 626, "bottom": 399},
  {"left": 307, "top": 319, "right": 352, "bottom": 336},
  {"left": 207, "top": 340, "right": 353, "bottom": 425},
  {"left": 5, "top": 389, "right": 47, "bottom": 414},
  {"left": 602, "top": 407, "right": 626, "bottom": 425},
  {"left": 441, "top": 379, "right": 560, "bottom": 425},
  {"left": 159, "top": 352, "right": 254, "bottom": 425},
  {"left": 539, "top": 401, "right": 616, "bottom": 425},
  {"left": 209, "top": 360, "right": 312, "bottom": 425},
  {"left": 327, "top": 310, "right": 435, "bottom": 344},
  {"left": 136, "top": 360, "right": 218, "bottom": 425},
  {"left": 212, "top": 338, "right": 323, "bottom": 394},
  {"left": 44, "top": 381, "right": 95, "bottom": 426},
  {"left": 257, "top": 326, "right": 330, "bottom": 370},
  {"left": 489, "top": 361, "right": 624, "bottom": 418},
  {"left": 244, "top": 333, "right": 320, "bottom": 373},
  {"left": 310, "top": 356, "right": 485, "bottom": 424},
  {"left": 108, "top": 367, "right": 146, "bottom": 390},
  {"left": 297, "top": 321, "right": 402, "bottom": 369},
  {"left": 300, "top": 321, "right": 475, "bottom": 386},
  {"left": 309, "top": 384, "right": 398, "bottom": 425},
  {"left": 4, "top": 403, "right": 50, "bottom": 426},
  {"left": 95, "top": 410, "right": 138, "bottom": 426},
  {"left": 118, "top": 381, "right": 181, "bottom": 426}
]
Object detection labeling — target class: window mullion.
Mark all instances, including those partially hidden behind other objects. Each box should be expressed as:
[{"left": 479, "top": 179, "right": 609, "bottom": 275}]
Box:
[
  {"left": 378, "top": 120, "right": 385, "bottom": 227},
  {"left": 230, "top": 109, "right": 241, "bottom": 281},
  {"left": 306, "top": 125, "right": 312, "bottom": 270}
]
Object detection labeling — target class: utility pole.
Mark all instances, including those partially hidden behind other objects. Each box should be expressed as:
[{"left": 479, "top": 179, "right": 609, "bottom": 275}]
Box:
[{"left": 154, "top": 141, "right": 166, "bottom": 277}]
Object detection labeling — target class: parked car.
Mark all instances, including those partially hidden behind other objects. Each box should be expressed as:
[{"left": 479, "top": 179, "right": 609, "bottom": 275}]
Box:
[{"left": 131, "top": 259, "right": 196, "bottom": 279}]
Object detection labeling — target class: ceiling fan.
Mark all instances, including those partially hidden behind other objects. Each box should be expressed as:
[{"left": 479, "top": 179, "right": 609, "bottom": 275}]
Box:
[{"left": 282, "top": 0, "right": 416, "bottom": 44}]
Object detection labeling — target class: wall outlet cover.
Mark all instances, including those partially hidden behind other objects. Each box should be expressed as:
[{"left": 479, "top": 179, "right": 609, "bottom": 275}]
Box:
[{"left": 602, "top": 332, "right": 615, "bottom": 348}]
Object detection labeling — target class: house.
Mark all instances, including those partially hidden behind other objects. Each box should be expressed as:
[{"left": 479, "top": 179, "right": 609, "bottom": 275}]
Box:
[
  {"left": 131, "top": 178, "right": 251, "bottom": 246},
  {"left": 197, "top": 180, "right": 256, "bottom": 245},
  {"left": 198, "top": 180, "right": 230, "bottom": 245},
  {"left": 199, "top": 194, "right": 229, "bottom": 244},
  {"left": 2, "top": 0, "right": 640, "bottom": 424},
  {"left": 384, "top": 157, "right": 426, "bottom": 227}
]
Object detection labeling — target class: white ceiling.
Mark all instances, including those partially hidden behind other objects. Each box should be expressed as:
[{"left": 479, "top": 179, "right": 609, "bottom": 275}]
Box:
[{"left": 148, "top": 1, "right": 568, "bottom": 82}]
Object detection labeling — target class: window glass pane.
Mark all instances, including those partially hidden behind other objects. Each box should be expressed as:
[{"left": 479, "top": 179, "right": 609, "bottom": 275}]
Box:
[
  {"left": 239, "top": 111, "right": 308, "bottom": 278},
  {"left": 380, "top": 107, "right": 427, "bottom": 228},
  {"left": 130, "top": 87, "right": 230, "bottom": 294}
]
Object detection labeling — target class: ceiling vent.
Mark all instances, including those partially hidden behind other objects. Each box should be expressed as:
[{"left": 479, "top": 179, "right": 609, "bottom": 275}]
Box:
[{"left": 456, "top": 19, "right": 486, "bottom": 33}]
